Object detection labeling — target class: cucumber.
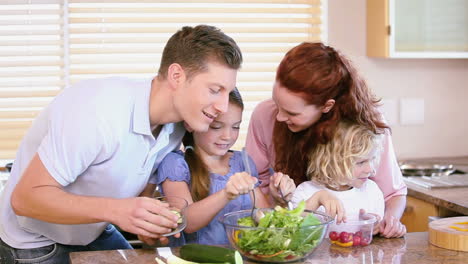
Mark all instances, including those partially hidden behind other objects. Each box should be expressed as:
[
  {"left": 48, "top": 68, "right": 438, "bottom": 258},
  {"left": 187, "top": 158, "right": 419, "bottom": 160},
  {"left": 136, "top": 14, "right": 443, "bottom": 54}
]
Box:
[
  {"left": 170, "top": 210, "right": 183, "bottom": 224},
  {"left": 158, "top": 255, "right": 228, "bottom": 264},
  {"left": 179, "top": 244, "right": 243, "bottom": 264}
]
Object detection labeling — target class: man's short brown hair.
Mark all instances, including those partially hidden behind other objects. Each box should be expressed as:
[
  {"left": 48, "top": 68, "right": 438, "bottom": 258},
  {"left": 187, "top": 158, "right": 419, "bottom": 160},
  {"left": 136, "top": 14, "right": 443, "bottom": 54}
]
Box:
[{"left": 158, "top": 25, "right": 243, "bottom": 80}]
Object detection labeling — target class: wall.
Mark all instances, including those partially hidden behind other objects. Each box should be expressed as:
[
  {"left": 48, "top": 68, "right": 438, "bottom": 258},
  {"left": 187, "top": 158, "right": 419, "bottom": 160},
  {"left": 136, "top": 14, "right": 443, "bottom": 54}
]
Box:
[{"left": 327, "top": 0, "right": 468, "bottom": 159}]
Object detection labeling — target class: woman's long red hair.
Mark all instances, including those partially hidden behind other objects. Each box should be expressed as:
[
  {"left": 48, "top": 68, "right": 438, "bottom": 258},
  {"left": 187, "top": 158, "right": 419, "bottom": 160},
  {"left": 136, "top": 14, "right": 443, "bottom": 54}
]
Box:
[{"left": 273, "top": 42, "right": 388, "bottom": 185}]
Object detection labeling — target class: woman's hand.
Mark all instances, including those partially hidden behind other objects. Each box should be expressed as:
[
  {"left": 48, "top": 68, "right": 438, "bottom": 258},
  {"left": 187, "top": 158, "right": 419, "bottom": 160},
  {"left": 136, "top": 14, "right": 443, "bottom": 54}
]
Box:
[
  {"left": 269, "top": 172, "right": 296, "bottom": 205},
  {"left": 307, "top": 190, "right": 346, "bottom": 223},
  {"left": 224, "top": 172, "right": 257, "bottom": 200},
  {"left": 379, "top": 214, "right": 407, "bottom": 238},
  {"left": 359, "top": 209, "right": 405, "bottom": 237}
]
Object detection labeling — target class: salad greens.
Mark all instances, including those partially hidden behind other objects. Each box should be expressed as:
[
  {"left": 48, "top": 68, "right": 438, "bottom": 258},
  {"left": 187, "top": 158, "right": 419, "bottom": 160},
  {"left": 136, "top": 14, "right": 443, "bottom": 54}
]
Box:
[{"left": 235, "top": 201, "right": 324, "bottom": 262}]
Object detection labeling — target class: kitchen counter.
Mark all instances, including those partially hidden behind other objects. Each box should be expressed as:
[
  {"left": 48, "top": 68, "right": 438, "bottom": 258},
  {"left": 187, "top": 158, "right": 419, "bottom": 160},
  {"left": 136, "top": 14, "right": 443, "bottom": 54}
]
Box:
[
  {"left": 405, "top": 182, "right": 468, "bottom": 215},
  {"left": 69, "top": 232, "right": 468, "bottom": 264},
  {"left": 402, "top": 156, "right": 468, "bottom": 215}
]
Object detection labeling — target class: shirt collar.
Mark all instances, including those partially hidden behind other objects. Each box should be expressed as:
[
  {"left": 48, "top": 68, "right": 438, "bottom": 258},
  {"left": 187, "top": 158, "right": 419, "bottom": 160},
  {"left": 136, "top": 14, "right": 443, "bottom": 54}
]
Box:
[
  {"left": 132, "top": 78, "right": 153, "bottom": 136},
  {"left": 132, "top": 78, "right": 178, "bottom": 137}
]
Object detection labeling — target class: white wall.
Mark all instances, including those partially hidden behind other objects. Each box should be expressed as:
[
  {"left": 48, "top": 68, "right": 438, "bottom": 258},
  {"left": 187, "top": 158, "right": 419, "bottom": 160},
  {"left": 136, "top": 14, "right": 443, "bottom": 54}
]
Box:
[{"left": 327, "top": 0, "right": 468, "bottom": 159}]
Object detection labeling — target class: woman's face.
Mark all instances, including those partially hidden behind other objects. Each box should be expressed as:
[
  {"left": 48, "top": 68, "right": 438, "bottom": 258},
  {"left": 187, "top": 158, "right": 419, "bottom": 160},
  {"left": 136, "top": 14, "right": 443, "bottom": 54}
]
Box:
[
  {"left": 272, "top": 82, "right": 327, "bottom": 132},
  {"left": 193, "top": 102, "right": 242, "bottom": 157}
]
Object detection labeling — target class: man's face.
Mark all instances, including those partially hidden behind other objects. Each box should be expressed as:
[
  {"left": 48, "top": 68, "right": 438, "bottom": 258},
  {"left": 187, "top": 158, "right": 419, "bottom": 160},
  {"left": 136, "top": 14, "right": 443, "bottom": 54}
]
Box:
[
  {"left": 176, "top": 62, "right": 237, "bottom": 132},
  {"left": 272, "top": 82, "right": 325, "bottom": 133}
]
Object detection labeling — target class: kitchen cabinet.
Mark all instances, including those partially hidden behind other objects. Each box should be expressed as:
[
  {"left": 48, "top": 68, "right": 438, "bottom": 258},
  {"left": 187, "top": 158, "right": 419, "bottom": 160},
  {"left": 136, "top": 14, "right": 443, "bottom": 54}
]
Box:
[
  {"left": 366, "top": 0, "right": 468, "bottom": 58},
  {"left": 401, "top": 196, "right": 459, "bottom": 232}
]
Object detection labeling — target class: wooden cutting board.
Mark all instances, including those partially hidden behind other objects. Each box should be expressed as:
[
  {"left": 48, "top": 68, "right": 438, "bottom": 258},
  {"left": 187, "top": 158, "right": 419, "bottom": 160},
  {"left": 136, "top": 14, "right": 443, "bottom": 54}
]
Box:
[{"left": 429, "top": 216, "right": 468, "bottom": 251}]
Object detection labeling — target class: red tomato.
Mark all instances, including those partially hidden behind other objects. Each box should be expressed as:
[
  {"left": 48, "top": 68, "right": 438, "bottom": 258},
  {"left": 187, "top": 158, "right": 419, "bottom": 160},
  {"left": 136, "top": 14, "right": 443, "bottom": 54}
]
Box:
[
  {"left": 361, "top": 237, "right": 371, "bottom": 246},
  {"left": 354, "top": 231, "right": 363, "bottom": 238},
  {"left": 329, "top": 231, "right": 339, "bottom": 241},
  {"left": 339, "top": 231, "right": 353, "bottom": 243},
  {"left": 353, "top": 235, "right": 361, "bottom": 246}
]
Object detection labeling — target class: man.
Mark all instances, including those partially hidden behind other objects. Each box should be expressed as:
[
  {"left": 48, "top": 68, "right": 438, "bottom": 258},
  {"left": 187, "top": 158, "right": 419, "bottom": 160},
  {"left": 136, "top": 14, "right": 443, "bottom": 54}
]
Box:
[{"left": 0, "top": 25, "right": 242, "bottom": 263}]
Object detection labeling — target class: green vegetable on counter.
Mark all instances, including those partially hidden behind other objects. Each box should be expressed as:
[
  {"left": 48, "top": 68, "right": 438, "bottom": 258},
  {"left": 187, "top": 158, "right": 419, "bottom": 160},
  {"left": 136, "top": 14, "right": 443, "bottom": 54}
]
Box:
[
  {"left": 179, "top": 244, "right": 242, "bottom": 264},
  {"left": 155, "top": 255, "right": 228, "bottom": 264}
]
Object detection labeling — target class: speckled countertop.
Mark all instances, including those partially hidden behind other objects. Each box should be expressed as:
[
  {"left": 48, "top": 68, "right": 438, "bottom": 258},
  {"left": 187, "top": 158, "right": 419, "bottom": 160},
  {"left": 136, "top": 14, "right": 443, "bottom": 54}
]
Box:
[
  {"left": 70, "top": 232, "right": 468, "bottom": 264},
  {"left": 401, "top": 156, "right": 468, "bottom": 215}
]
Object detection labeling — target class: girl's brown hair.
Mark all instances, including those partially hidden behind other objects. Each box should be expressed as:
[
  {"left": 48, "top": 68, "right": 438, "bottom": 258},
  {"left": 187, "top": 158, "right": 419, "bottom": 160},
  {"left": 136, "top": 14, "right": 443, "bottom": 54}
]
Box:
[
  {"left": 273, "top": 42, "right": 388, "bottom": 185},
  {"left": 183, "top": 87, "right": 244, "bottom": 201}
]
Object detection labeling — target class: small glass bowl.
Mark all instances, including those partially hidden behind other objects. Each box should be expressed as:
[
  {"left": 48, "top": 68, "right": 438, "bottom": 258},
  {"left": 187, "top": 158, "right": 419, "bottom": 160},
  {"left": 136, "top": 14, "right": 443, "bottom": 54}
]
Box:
[
  {"left": 155, "top": 196, "right": 188, "bottom": 237},
  {"left": 327, "top": 214, "right": 377, "bottom": 247}
]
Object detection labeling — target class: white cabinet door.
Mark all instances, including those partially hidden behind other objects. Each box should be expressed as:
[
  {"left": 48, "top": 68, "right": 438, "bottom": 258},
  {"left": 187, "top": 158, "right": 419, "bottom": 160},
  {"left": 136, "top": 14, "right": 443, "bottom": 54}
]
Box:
[{"left": 389, "top": 0, "right": 468, "bottom": 58}]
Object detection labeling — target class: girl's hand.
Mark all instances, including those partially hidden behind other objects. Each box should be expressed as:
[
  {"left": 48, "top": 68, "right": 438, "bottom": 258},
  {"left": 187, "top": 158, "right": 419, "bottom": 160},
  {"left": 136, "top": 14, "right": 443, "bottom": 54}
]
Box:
[
  {"left": 137, "top": 232, "right": 181, "bottom": 246},
  {"left": 359, "top": 209, "right": 381, "bottom": 235},
  {"left": 309, "top": 190, "right": 346, "bottom": 223},
  {"left": 379, "top": 214, "right": 407, "bottom": 238},
  {"left": 224, "top": 172, "right": 257, "bottom": 200},
  {"left": 269, "top": 172, "right": 296, "bottom": 205}
]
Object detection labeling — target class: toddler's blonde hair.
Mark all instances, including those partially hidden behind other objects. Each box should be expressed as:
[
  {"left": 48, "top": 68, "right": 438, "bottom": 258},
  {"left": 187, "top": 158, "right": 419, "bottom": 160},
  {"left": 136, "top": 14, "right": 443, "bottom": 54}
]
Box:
[{"left": 307, "top": 122, "right": 382, "bottom": 189}]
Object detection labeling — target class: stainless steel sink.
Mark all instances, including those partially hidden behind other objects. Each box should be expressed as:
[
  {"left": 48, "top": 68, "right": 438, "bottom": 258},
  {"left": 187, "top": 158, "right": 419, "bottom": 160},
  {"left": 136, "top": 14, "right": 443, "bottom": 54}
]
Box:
[
  {"left": 399, "top": 162, "right": 468, "bottom": 189},
  {"left": 399, "top": 162, "right": 465, "bottom": 177}
]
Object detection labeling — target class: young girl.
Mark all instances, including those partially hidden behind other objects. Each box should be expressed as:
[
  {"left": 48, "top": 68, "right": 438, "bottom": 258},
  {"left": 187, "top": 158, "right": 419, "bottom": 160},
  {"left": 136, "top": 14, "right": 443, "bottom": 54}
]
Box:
[
  {"left": 155, "top": 88, "right": 273, "bottom": 245},
  {"left": 291, "top": 122, "right": 406, "bottom": 237}
]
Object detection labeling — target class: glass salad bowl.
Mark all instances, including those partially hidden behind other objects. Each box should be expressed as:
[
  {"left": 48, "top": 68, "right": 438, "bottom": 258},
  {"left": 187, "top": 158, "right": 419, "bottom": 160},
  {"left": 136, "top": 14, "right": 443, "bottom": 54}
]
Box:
[{"left": 221, "top": 202, "right": 334, "bottom": 263}]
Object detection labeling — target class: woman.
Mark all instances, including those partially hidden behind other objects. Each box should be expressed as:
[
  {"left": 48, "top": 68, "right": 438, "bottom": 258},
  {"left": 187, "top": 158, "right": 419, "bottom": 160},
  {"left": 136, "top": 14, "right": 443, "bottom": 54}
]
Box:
[{"left": 246, "top": 42, "right": 406, "bottom": 238}]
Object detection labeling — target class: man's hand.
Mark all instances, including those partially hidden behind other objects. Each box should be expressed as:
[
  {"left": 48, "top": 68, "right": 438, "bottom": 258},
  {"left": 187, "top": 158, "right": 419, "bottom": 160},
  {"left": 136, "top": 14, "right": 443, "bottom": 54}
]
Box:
[{"left": 112, "top": 197, "right": 180, "bottom": 239}]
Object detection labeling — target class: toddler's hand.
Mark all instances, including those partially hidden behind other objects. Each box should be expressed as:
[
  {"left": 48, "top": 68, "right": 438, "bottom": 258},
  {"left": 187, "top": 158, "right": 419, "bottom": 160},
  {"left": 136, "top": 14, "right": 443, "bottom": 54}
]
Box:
[
  {"left": 224, "top": 172, "right": 257, "bottom": 200},
  {"left": 317, "top": 190, "right": 346, "bottom": 223},
  {"left": 359, "top": 209, "right": 381, "bottom": 235}
]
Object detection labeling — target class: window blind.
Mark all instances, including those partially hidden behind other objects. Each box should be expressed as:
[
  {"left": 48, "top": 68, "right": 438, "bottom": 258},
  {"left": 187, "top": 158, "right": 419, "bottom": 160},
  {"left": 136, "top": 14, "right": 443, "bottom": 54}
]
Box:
[
  {"left": 0, "top": 0, "right": 64, "bottom": 160},
  {"left": 0, "top": 0, "right": 323, "bottom": 160}
]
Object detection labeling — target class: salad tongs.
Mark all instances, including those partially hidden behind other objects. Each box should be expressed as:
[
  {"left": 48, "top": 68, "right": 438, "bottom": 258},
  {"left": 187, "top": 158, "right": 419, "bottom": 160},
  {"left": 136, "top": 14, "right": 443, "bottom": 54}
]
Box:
[{"left": 241, "top": 148, "right": 263, "bottom": 225}]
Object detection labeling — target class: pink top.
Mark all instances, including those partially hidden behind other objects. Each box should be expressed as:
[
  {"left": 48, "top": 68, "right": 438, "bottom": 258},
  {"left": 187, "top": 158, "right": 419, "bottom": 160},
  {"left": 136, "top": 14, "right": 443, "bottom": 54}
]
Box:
[{"left": 246, "top": 99, "right": 407, "bottom": 201}]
